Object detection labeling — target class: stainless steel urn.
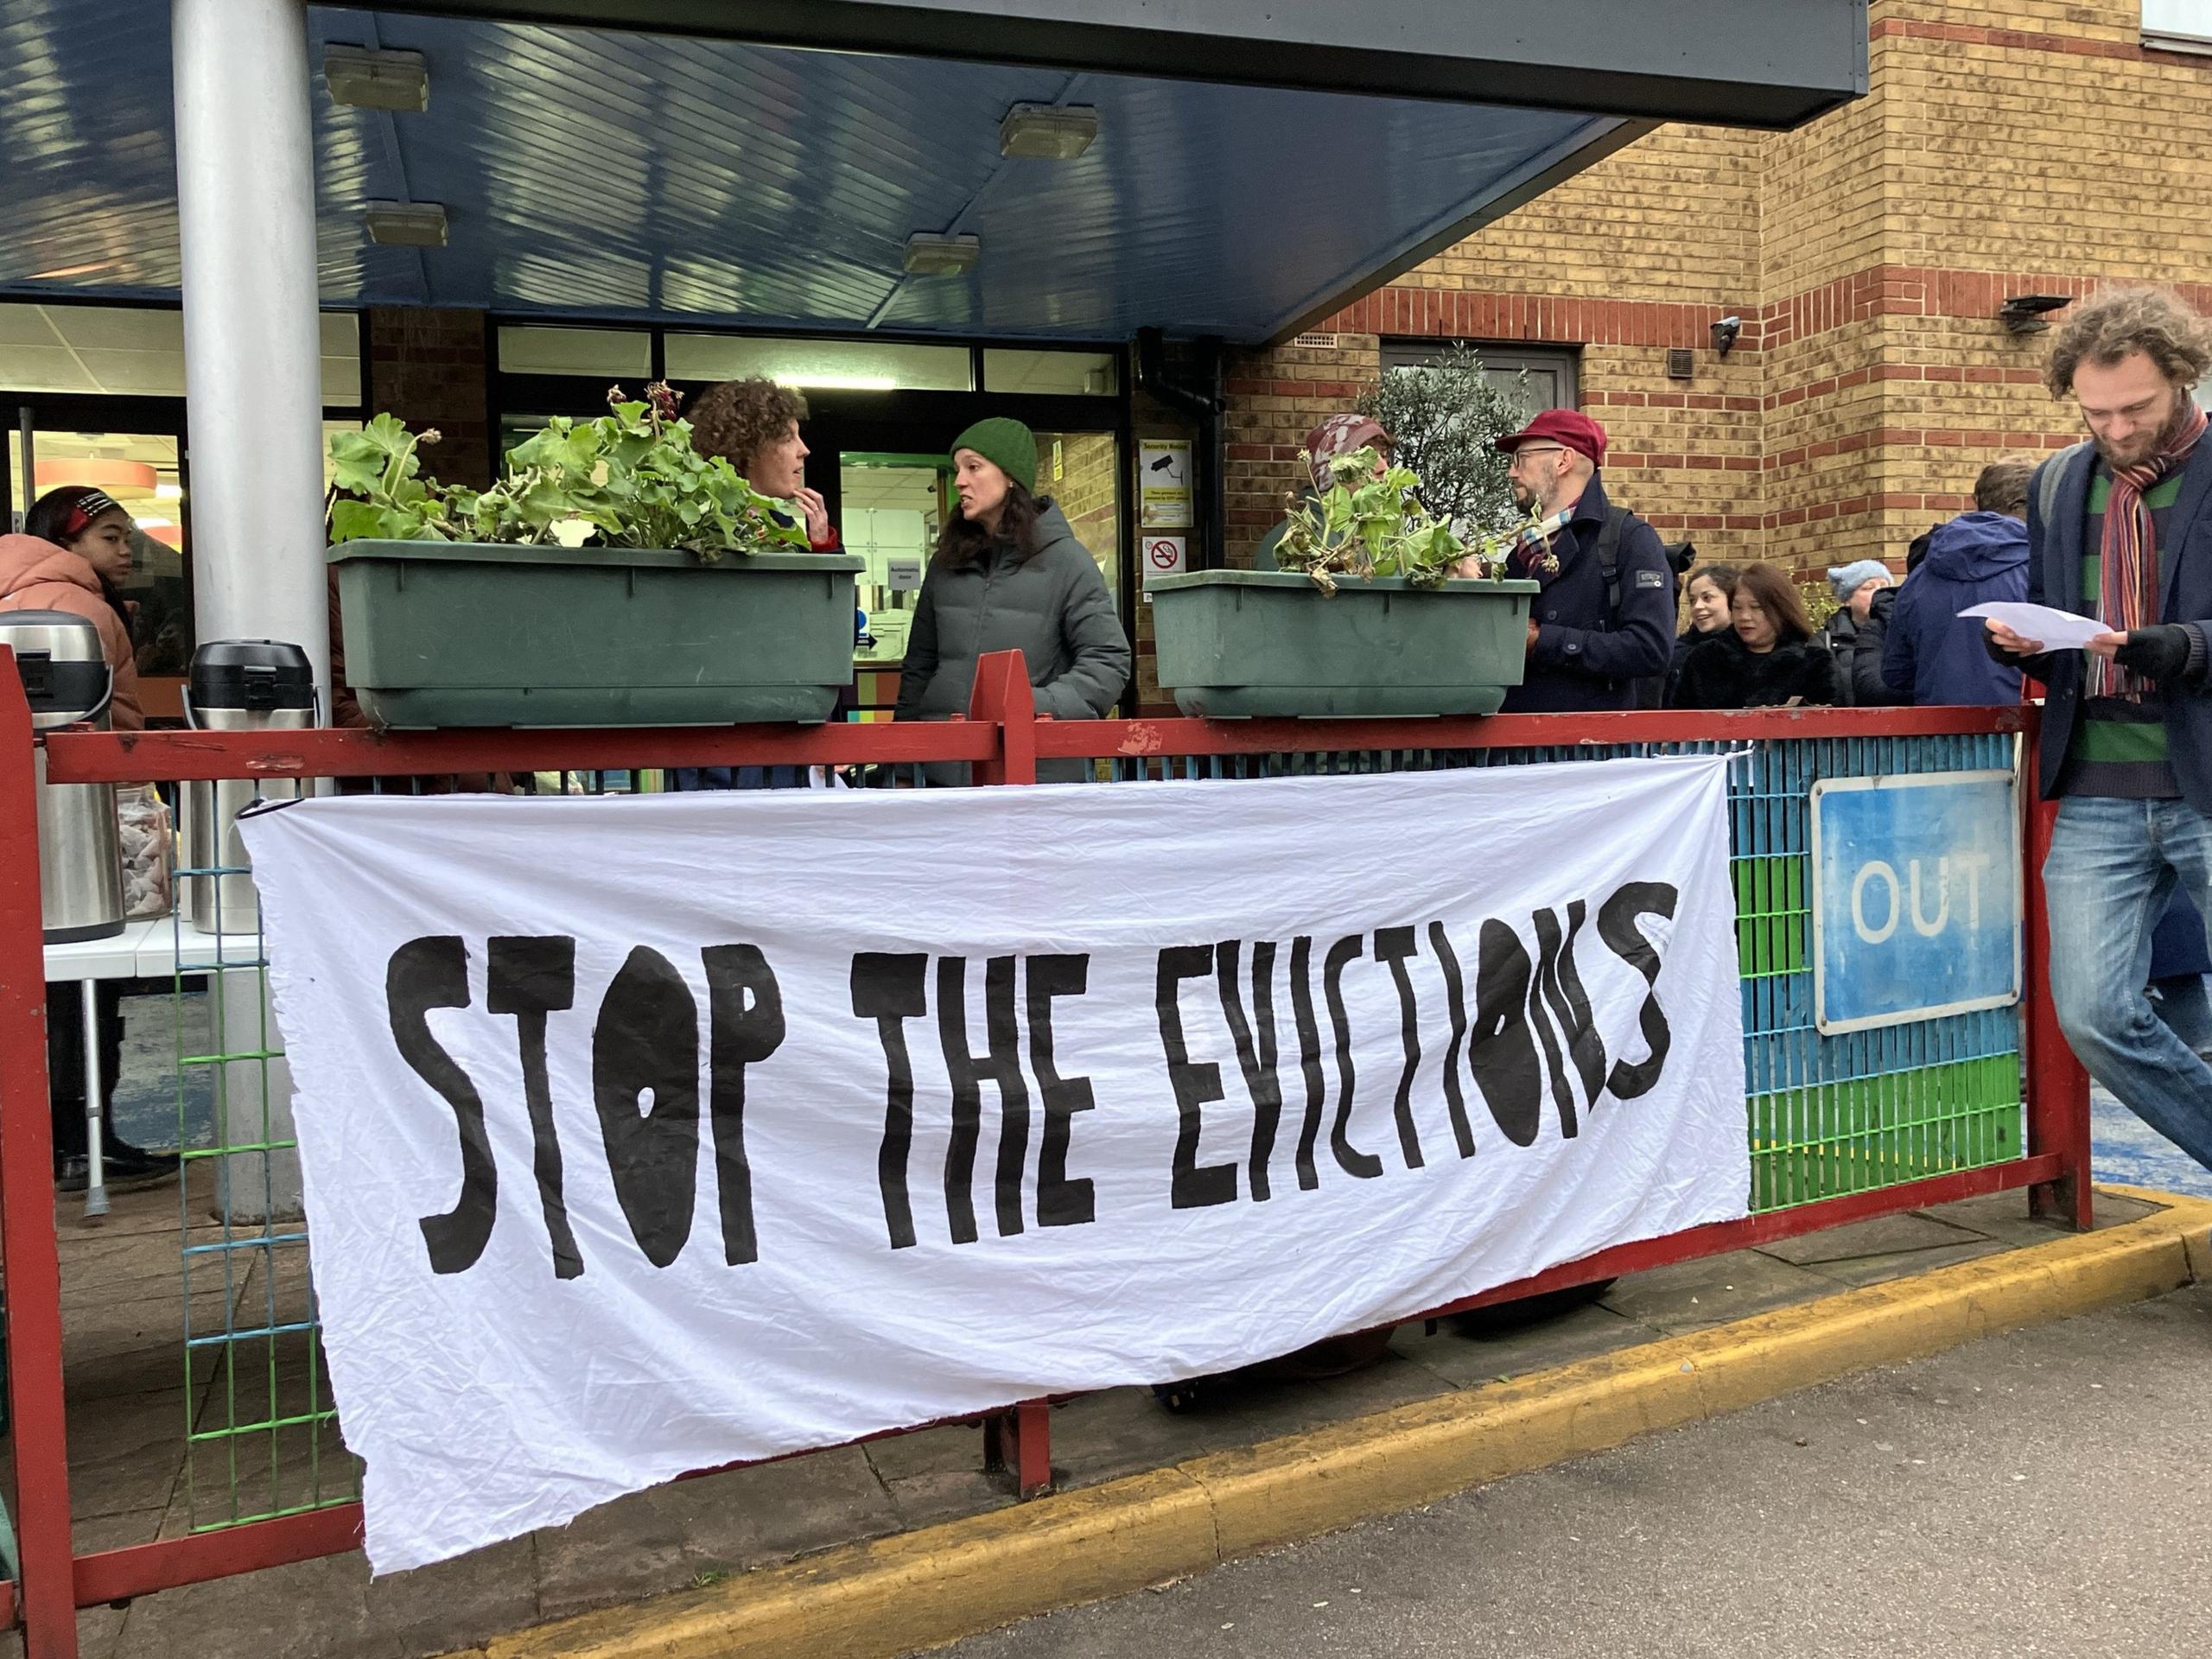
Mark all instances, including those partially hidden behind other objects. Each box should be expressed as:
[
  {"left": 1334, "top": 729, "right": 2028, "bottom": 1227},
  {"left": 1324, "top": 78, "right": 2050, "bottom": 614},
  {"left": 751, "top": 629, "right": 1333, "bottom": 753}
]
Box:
[
  {"left": 184, "top": 640, "right": 316, "bottom": 936},
  {"left": 1, "top": 610, "right": 124, "bottom": 943}
]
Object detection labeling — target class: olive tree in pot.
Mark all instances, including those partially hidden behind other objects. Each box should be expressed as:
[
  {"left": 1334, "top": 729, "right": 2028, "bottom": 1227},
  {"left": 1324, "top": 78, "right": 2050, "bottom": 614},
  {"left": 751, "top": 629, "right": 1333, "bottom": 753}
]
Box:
[{"left": 326, "top": 384, "right": 862, "bottom": 728}]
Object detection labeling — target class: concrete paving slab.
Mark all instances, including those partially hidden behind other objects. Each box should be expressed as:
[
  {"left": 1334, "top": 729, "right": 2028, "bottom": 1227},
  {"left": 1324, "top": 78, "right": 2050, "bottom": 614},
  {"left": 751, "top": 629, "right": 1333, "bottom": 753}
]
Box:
[
  {"left": 1594, "top": 1243, "right": 1823, "bottom": 1332},
  {"left": 1390, "top": 1300, "right": 1644, "bottom": 1388},
  {"left": 1756, "top": 1207, "right": 1986, "bottom": 1264},
  {"left": 1789, "top": 1234, "right": 2010, "bottom": 1287},
  {"left": 531, "top": 1445, "right": 899, "bottom": 1624}
]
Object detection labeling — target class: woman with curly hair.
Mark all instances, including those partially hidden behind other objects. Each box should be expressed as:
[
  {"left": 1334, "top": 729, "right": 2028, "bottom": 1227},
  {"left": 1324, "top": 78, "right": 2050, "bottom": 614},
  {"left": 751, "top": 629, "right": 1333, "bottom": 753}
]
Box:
[
  {"left": 679, "top": 378, "right": 845, "bottom": 789},
  {"left": 687, "top": 378, "right": 842, "bottom": 551}
]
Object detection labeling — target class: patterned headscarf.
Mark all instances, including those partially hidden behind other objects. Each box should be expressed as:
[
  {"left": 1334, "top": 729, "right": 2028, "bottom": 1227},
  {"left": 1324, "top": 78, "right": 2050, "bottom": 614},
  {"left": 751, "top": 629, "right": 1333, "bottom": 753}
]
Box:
[
  {"left": 1303, "top": 415, "right": 1392, "bottom": 493},
  {"left": 2090, "top": 398, "right": 2209, "bottom": 701}
]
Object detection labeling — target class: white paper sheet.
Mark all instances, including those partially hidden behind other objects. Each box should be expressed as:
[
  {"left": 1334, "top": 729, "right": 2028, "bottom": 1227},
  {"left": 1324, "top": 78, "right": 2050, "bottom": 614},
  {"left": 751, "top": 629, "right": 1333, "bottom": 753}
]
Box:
[{"left": 1959, "top": 601, "right": 2112, "bottom": 652}]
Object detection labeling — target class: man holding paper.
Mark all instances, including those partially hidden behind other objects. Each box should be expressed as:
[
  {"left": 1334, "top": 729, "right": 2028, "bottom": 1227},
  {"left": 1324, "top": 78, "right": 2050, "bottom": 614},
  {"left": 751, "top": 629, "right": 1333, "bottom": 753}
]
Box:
[{"left": 1986, "top": 286, "right": 2212, "bottom": 1171}]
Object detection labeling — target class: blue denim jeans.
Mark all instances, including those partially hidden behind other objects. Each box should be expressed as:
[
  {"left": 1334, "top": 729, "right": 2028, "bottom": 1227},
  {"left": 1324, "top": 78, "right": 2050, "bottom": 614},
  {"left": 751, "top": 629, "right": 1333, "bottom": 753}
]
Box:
[{"left": 2045, "top": 795, "right": 2212, "bottom": 1172}]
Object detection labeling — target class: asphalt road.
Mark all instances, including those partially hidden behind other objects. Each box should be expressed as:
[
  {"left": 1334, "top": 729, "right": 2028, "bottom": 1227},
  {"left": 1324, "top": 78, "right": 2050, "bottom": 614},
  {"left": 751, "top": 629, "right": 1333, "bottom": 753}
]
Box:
[{"left": 938, "top": 1284, "right": 2212, "bottom": 1659}]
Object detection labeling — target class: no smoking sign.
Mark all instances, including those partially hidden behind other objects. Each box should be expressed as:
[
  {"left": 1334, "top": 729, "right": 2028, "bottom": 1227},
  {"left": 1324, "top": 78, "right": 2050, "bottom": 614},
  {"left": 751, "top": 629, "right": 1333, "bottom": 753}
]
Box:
[{"left": 1145, "top": 535, "right": 1186, "bottom": 575}]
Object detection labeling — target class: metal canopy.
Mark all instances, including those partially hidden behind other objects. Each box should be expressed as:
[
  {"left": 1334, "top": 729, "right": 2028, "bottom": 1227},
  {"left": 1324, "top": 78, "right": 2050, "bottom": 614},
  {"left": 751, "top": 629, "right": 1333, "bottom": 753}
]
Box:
[
  {"left": 385, "top": 0, "right": 1870, "bottom": 130},
  {"left": 0, "top": 2, "right": 1866, "bottom": 345}
]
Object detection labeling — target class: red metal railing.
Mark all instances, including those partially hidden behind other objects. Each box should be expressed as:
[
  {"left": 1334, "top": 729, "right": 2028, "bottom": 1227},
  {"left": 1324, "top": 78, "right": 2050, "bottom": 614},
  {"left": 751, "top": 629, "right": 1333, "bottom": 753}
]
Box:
[{"left": 0, "top": 649, "right": 2088, "bottom": 1658}]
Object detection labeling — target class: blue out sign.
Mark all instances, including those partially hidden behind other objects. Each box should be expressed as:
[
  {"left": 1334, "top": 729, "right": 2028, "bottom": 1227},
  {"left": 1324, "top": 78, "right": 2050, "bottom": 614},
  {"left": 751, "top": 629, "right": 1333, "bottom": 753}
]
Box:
[{"left": 1808, "top": 771, "right": 2022, "bottom": 1035}]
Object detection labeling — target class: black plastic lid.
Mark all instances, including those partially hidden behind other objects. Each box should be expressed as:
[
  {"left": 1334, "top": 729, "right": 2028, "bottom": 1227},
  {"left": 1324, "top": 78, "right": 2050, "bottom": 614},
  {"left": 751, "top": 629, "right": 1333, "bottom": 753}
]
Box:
[{"left": 188, "top": 639, "right": 315, "bottom": 710}]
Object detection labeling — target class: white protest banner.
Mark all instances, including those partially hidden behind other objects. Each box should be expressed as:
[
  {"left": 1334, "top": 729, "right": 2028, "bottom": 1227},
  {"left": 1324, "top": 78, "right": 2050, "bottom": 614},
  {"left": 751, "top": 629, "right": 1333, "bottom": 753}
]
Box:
[{"left": 242, "top": 756, "right": 1747, "bottom": 1573}]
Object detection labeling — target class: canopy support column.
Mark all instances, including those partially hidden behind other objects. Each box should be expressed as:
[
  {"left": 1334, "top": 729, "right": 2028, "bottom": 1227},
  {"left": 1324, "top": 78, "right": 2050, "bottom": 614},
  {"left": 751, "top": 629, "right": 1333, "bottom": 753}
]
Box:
[{"left": 174, "top": 0, "right": 331, "bottom": 705}]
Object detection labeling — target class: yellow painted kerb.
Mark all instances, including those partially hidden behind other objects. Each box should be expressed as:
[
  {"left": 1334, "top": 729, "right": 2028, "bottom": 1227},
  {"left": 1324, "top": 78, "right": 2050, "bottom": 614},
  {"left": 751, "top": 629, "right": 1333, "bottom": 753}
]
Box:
[{"left": 462, "top": 1188, "right": 2212, "bottom": 1659}]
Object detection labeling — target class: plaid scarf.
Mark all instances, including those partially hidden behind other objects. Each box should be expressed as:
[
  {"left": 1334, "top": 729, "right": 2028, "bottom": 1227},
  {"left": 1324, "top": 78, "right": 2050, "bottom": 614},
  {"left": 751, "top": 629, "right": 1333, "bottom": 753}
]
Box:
[{"left": 2091, "top": 399, "right": 2209, "bottom": 700}]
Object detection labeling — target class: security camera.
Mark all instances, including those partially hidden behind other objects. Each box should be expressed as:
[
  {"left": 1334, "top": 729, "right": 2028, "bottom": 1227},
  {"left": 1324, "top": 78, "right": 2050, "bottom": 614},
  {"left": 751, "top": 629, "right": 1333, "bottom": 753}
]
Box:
[{"left": 1711, "top": 315, "right": 1743, "bottom": 358}]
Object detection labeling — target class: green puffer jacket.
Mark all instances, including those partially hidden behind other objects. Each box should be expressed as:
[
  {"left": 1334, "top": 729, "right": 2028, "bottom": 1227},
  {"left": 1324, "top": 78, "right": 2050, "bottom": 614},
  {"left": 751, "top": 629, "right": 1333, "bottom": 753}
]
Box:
[{"left": 894, "top": 502, "right": 1132, "bottom": 783}]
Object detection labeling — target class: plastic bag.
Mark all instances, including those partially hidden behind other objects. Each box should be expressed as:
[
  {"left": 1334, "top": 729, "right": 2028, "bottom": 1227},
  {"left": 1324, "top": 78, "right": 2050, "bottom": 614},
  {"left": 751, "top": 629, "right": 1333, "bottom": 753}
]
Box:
[{"left": 117, "top": 785, "right": 173, "bottom": 920}]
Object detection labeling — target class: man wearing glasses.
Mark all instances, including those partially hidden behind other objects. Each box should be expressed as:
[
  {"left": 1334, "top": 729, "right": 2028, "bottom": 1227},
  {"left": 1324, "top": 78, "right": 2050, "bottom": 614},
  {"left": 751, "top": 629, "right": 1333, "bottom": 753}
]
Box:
[{"left": 1491, "top": 410, "right": 1675, "bottom": 713}]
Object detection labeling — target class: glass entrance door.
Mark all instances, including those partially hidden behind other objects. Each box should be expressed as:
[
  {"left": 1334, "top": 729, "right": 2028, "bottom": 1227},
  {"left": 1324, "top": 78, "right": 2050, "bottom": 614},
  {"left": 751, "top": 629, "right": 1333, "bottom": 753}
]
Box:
[
  {"left": 841, "top": 452, "right": 950, "bottom": 721},
  {"left": 835, "top": 431, "right": 1128, "bottom": 719}
]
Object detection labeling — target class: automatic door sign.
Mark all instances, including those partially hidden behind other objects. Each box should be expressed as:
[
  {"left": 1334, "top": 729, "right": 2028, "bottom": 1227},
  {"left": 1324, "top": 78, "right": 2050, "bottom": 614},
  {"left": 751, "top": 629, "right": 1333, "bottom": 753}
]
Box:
[
  {"left": 1809, "top": 771, "right": 2021, "bottom": 1034},
  {"left": 1140, "top": 440, "right": 1192, "bottom": 529}
]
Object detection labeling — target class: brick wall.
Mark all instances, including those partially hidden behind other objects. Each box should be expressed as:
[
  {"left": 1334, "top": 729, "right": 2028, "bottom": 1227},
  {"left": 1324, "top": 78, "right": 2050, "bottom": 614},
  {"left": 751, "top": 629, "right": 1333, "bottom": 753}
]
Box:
[
  {"left": 365, "top": 308, "right": 492, "bottom": 489},
  {"left": 1221, "top": 0, "right": 2212, "bottom": 587}
]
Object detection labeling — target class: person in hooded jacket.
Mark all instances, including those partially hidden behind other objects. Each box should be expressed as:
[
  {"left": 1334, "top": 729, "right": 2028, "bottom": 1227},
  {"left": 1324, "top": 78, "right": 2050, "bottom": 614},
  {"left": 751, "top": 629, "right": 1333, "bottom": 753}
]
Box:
[
  {"left": 0, "top": 486, "right": 175, "bottom": 1192},
  {"left": 1675, "top": 561, "right": 1840, "bottom": 709},
  {"left": 1881, "top": 457, "right": 2033, "bottom": 706},
  {"left": 895, "top": 419, "right": 1130, "bottom": 784},
  {"left": 0, "top": 485, "right": 143, "bottom": 728},
  {"left": 1819, "top": 558, "right": 1909, "bottom": 707}
]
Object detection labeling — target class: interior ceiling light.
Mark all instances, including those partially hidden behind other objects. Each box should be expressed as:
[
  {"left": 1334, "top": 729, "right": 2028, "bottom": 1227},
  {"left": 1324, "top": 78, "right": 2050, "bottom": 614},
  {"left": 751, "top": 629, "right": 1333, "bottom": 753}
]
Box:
[
  {"left": 999, "top": 104, "right": 1099, "bottom": 161},
  {"left": 325, "top": 45, "right": 429, "bottom": 112},
  {"left": 903, "top": 233, "right": 981, "bottom": 276},
  {"left": 365, "top": 201, "right": 448, "bottom": 248}
]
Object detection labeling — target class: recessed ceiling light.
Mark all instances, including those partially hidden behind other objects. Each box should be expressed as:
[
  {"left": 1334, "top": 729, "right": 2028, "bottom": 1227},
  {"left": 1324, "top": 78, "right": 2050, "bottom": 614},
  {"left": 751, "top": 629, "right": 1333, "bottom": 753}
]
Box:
[
  {"left": 903, "top": 233, "right": 981, "bottom": 276},
  {"left": 364, "top": 201, "right": 448, "bottom": 248},
  {"left": 325, "top": 45, "right": 429, "bottom": 112},
  {"left": 1000, "top": 104, "right": 1099, "bottom": 161}
]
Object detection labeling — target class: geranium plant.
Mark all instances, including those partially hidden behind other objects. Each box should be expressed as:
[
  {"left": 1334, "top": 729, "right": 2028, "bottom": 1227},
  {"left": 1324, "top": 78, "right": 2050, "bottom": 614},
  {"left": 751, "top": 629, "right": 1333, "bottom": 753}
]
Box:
[
  {"left": 1271, "top": 446, "right": 1542, "bottom": 595},
  {"left": 327, "top": 383, "right": 809, "bottom": 562}
]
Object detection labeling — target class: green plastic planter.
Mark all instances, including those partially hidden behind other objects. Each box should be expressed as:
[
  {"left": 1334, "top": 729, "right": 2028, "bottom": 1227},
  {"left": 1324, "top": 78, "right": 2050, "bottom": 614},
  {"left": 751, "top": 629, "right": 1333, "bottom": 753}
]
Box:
[
  {"left": 327, "top": 541, "right": 863, "bottom": 728},
  {"left": 1148, "top": 569, "right": 1541, "bottom": 718}
]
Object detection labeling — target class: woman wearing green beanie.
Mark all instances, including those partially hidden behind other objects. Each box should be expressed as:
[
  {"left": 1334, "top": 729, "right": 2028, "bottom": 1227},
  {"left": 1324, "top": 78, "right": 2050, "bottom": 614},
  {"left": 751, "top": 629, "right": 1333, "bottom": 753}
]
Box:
[{"left": 894, "top": 417, "right": 1131, "bottom": 783}]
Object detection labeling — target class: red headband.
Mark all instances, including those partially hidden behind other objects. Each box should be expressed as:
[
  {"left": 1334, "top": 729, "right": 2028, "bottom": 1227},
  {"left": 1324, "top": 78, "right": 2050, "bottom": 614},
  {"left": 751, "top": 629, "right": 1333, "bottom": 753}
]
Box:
[{"left": 60, "top": 489, "right": 123, "bottom": 538}]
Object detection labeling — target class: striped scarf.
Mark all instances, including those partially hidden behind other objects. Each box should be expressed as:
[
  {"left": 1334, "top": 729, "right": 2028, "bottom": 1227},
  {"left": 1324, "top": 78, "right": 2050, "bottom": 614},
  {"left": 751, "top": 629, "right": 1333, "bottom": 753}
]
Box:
[{"left": 2092, "top": 398, "right": 2209, "bottom": 700}]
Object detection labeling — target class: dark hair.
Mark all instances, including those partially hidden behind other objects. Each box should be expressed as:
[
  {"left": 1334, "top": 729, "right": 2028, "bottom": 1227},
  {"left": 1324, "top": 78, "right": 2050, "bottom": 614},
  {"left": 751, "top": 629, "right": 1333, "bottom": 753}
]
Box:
[
  {"left": 2044, "top": 287, "right": 2212, "bottom": 398},
  {"left": 26, "top": 485, "right": 124, "bottom": 549},
  {"left": 934, "top": 481, "right": 1046, "bottom": 571},
  {"left": 687, "top": 378, "right": 810, "bottom": 474},
  {"left": 1732, "top": 562, "right": 1814, "bottom": 645},
  {"left": 1684, "top": 563, "right": 1739, "bottom": 601},
  {"left": 25, "top": 485, "right": 134, "bottom": 640},
  {"left": 1974, "top": 457, "right": 2034, "bottom": 517}
]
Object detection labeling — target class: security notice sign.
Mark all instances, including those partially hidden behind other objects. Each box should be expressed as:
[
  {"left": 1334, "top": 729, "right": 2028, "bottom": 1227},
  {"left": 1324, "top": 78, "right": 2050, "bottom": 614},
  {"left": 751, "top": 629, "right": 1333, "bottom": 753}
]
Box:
[
  {"left": 243, "top": 758, "right": 1748, "bottom": 1573},
  {"left": 1140, "top": 439, "right": 1192, "bottom": 528}
]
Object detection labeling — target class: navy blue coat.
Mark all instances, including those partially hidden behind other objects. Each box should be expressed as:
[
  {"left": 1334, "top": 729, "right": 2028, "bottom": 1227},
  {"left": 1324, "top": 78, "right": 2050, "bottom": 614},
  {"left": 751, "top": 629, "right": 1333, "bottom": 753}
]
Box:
[
  {"left": 2019, "top": 440, "right": 2212, "bottom": 812},
  {"left": 1882, "top": 511, "right": 2029, "bottom": 706},
  {"left": 1500, "top": 474, "right": 1675, "bottom": 714}
]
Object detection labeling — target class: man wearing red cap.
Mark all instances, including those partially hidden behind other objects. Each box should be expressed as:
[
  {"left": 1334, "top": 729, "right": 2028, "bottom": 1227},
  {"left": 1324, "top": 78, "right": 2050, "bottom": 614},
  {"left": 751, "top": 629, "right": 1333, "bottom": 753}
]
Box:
[{"left": 1491, "top": 409, "right": 1675, "bottom": 712}]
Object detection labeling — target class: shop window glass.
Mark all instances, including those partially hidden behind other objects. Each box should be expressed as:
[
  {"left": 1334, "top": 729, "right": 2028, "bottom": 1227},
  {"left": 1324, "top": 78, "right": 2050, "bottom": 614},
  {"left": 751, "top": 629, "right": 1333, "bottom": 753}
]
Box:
[
  {"left": 1381, "top": 339, "right": 1578, "bottom": 419},
  {"left": 0, "top": 303, "right": 363, "bottom": 404},
  {"left": 2145, "top": 1, "right": 2212, "bottom": 47},
  {"left": 664, "top": 334, "right": 971, "bottom": 391},
  {"left": 497, "top": 325, "right": 651, "bottom": 378},
  {"left": 982, "top": 349, "right": 1117, "bottom": 396}
]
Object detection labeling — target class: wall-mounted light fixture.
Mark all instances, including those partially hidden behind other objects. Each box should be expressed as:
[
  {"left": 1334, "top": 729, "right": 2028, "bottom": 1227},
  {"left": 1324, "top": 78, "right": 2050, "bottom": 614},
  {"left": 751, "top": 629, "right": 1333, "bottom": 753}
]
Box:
[
  {"left": 903, "top": 232, "right": 981, "bottom": 276},
  {"left": 364, "top": 201, "right": 448, "bottom": 247},
  {"left": 1999, "top": 294, "right": 2071, "bottom": 334},
  {"left": 325, "top": 46, "right": 429, "bottom": 112},
  {"left": 1711, "top": 315, "right": 1743, "bottom": 358},
  {"left": 999, "top": 104, "right": 1100, "bottom": 160}
]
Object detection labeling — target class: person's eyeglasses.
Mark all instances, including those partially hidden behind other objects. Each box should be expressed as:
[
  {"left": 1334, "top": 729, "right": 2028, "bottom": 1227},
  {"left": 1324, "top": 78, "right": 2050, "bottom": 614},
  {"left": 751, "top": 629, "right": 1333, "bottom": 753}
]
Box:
[{"left": 1506, "top": 445, "right": 1568, "bottom": 469}]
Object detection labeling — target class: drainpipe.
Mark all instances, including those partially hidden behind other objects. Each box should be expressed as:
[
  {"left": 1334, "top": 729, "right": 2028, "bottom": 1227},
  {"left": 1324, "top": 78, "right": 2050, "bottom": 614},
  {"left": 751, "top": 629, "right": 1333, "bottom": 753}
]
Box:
[
  {"left": 1135, "top": 329, "right": 1226, "bottom": 570},
  {"left": 174, "top": 0, "right": 331, "bottom": 705}
]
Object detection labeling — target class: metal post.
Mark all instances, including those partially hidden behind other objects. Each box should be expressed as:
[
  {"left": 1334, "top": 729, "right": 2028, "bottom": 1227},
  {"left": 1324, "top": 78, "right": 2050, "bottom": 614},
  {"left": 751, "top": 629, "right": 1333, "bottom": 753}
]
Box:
[
  {"left": 2022, "top": 712, "right": 2093, "bottom": 1230},
  {"left": 80, "top": 979, "right": 106, "bottom": 1221},
  {"left": 0, "top": 651, "right": 83, "bottom": 1659},
  {"left": 172, "top": 0, "right": 331, "bottom": 703}
]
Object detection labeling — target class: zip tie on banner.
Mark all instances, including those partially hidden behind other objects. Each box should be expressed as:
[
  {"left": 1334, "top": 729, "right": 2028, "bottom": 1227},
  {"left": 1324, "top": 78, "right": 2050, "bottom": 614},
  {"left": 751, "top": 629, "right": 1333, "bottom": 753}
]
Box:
[{"left": 1719, "top": 740, "right": 1758, "bottom": 779}]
